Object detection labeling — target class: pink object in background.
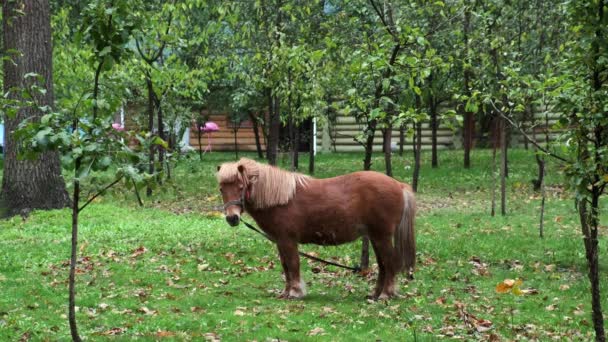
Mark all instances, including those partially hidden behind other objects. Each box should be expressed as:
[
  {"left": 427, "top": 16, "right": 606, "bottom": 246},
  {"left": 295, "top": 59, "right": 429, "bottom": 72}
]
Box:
[
  {"left": 112, "top": 123, "right": 125, "bottom": 131},
  {"left": 200, "top": 122, "right": 219, "bottom": 152},
  {"left": 201, "top": 122, "right": 219, "bottom": 133}
]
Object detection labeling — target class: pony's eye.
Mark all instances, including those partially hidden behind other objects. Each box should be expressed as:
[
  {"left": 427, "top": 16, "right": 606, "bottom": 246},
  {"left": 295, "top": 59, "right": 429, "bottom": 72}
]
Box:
[{"left": 219, "top": 187, "right": 223, "bottom": 193}]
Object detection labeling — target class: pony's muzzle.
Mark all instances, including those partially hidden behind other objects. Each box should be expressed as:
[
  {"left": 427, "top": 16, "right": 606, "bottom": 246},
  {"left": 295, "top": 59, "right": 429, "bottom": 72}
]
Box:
[{"left": 226, "top": 214, "right": 240, "bottom": 227}]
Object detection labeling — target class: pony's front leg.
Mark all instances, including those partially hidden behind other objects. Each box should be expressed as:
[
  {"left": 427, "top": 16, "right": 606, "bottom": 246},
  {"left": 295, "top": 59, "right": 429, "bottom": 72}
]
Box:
[{"left": 276, "top": 240, "right": 306, "bottom": 299}]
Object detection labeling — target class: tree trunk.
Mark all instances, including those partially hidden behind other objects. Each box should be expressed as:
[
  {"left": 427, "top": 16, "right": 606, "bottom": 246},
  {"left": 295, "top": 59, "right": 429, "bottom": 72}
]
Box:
[
  {"left": 233, "top": 128, "right": 239, "bottom": 160},
  {"left": 383, "top": 127, "right": 392, "bottom": 177},
  {"left": 463, "top": 5, "right": 474, "bottom": 169},
  {"left": 156, "top": 95, "right": 164, "bottom": 185},
  {"left": 578, "top": 196, "right": 605, "bottom": 341},
  {"left": 267, "top": 94, "right": 280, "bottom": 166},
  {"left": 412, "top": 92, "right": 422, "bottom": 192},
  {"left": 292, "top": 123, "right": 300, "bottom": 171},
  {"left": 538, "top": 159, "right": 545, "bottom": 238},
  {"left": 68, "top": 167, "right": 82, "bottom": 342},
  {"left": 146, "top": 76, "right": 155, "bottom": 197},
  {"left": 1, "top": 0, "right": 70, "bottom": 217},
  {"left": 399, "top": 124, "right": 405, "bottom": 156},
  {"left": 249, "top": 111, "right": 264, "bottom": 159},
  {"left": 430, "top": 98, "right": 439, "bottom": 168},
  {"left": 360, "top": 118, "right": 377, "bottom": 271},
  {"left": 363, "top": 119, "right": 377, "bottom": 171},
  {"left": 491, "top": 118, "right": 498, "bottom": 217},
  {"left": 308, "top": 119, "right": 315, "bottom": 175},
  {"left": 491, "top": 145, "right": 497, "bottom": 217},
  {"left": 197, "top": 124, "right": 203, "bottom": 161},
  {"left": 412, "top": 122, "right": 422, "bottom": 192},
  {"left": 500, "top": 117, "right": 507, "bottom": 216}
]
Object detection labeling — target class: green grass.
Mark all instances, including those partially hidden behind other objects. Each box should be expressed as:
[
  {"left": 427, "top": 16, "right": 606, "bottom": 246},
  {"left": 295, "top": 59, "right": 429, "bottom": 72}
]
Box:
[{"left": 0, "top": 149, "right": 606, "bottom": 340}]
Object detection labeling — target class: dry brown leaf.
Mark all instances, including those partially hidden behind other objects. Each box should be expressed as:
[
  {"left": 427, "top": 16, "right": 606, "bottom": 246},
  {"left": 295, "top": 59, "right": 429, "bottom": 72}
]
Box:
[
  {"left": 203, "top": 332, "right": 220, "bottom": 342},
  {"left": 156, "top": 331, "right": 175, "bottom": 338},
  {"left": 100, "top": 327, "right": 125, "bottom": 336},
  {"left": 137, "top": 306, "right": 158, "bottom": 315},
  {"left": 130, "top": 246, "right": 147, "bottom": 258},
  {"left": 307, "top": 327, "right": 325, "bottom": 336}
]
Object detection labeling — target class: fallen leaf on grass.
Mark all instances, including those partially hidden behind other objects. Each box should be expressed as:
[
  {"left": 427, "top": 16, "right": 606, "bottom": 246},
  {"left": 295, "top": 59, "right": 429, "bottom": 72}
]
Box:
[
  {"left": 100, "top": 327, "right": 125, "bottom": 336},
  {"left": 18, "top": 331, "right": 31, "bottom": 342},
  {"left": 155, "top": 330, "right": 175, "bottom": 337},
  {"left": 203, "top": 332, "right": 220, "bottom": 341},
  {"left": 131, "top": 246, "right": 147, "bottom": 258},
  {"left": 191, "top": 306, "right": 206, "bottom": 313},
  {"left": 496, "top": 278, "right": 523, "bottom": 294},
  {"left": 559, "top": 284, "right": 570, "bottom": 291},
  {"left": 307, "top": 327, "right": 325, "bottom": 336},
  {"left": 546, "top": 304, "right": 557, "bottom": 311},
  {"left": 137, "top": 306, "right": 158, "bottom": 315},
  {"left": 234, "top": 309, "right": 245, "bottom": 316},
  {"left": 455, "top": 302, "right": 494, "bottom": 334}
]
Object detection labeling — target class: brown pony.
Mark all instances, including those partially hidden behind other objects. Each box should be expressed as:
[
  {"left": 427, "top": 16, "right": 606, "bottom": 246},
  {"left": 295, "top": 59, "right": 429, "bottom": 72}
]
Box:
[{"left": 216, "top": 158, "right": 416, "bottom": 300}]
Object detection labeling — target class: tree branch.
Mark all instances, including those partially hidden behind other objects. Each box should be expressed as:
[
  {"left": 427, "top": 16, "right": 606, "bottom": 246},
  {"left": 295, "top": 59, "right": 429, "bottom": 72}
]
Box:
[
  {"left": 78, "top": 176, "right": 123, "bottom": 212},
  {"left": 488, "top": 99, "right": 570, "bottom": 163}
]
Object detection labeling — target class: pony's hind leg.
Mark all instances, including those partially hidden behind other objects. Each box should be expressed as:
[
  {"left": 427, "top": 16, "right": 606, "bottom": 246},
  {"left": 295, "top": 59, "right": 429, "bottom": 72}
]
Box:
[
  {"left": 370, "top": 236, "right": 398, "bottom": 300},
  {"left": 368, "top": 238, "right": 385, "bottom": 299},
  {"left": 276, "top": 240, "right": 305, "bottom": 299}
]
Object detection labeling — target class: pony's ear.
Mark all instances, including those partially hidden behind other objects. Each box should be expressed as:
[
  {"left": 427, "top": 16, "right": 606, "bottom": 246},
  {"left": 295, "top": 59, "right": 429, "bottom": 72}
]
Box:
[{"left": 237, "top": 164, "right": 257, "bottom": 184}]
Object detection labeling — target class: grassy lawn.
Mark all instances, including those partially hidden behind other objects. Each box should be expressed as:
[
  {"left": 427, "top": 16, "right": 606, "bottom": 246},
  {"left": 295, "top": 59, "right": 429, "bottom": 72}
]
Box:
[{"left": 0, "top": 149, "right": 606, "bottom": 340}]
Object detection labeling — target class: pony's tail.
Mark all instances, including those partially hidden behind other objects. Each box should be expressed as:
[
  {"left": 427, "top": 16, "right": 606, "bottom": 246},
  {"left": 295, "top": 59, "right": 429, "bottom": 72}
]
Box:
[{"left": 395, "top": 188, "right": 416, "bottom": 279}]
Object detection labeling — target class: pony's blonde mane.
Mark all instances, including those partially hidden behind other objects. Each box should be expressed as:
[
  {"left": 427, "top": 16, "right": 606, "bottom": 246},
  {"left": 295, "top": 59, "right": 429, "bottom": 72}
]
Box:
[{"left": 217, "top": 158, "right": 310, "bottom": 209}]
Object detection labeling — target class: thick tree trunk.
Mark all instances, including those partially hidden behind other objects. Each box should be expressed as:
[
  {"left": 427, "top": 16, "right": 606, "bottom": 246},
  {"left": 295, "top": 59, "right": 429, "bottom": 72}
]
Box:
[{"left": 1, "top": 0, "right": 70, "bottom": 217}]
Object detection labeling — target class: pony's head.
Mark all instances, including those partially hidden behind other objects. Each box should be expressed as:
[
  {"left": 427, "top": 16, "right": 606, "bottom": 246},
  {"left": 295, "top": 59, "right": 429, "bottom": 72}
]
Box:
[
  {"left": 216, "top": 159, "right": 257, "bottom": 226},
  {"left": 216, "top": 158, "right": 309, "bottom": 226}
]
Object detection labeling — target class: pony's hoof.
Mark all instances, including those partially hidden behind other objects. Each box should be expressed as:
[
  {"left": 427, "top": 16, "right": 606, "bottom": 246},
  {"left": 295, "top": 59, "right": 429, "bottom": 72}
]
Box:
[{"left": 278, "top": 290, "right": 305, "bottom": 300}]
